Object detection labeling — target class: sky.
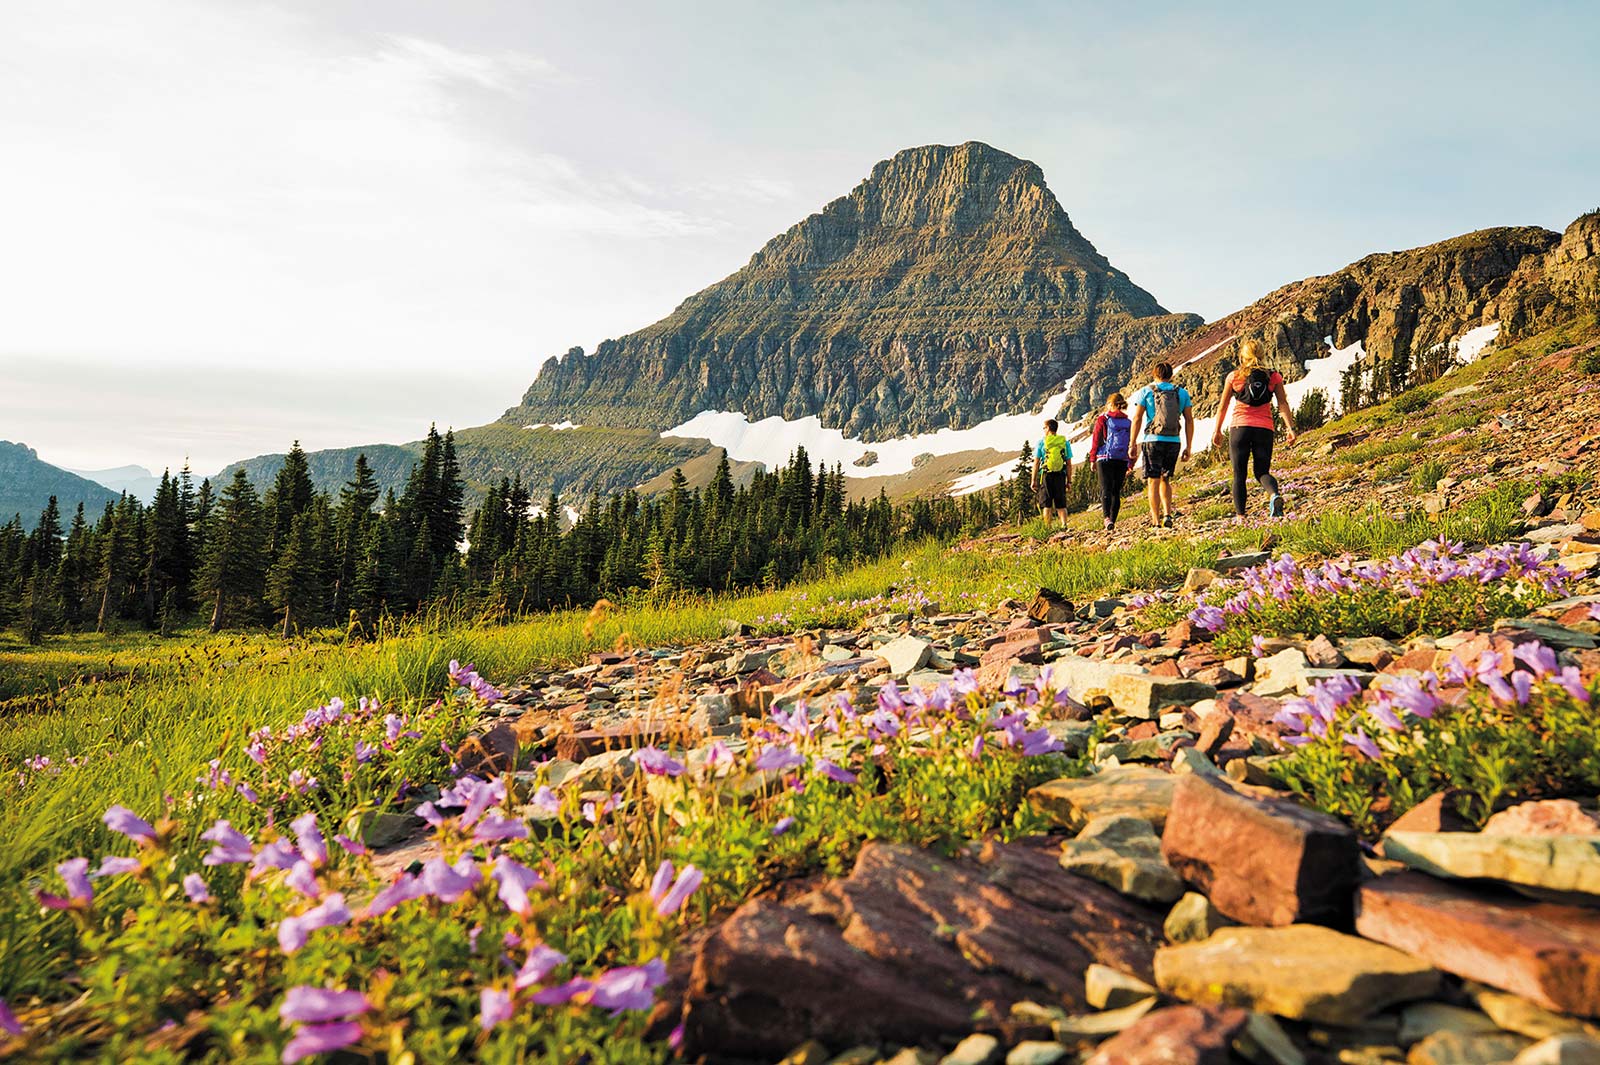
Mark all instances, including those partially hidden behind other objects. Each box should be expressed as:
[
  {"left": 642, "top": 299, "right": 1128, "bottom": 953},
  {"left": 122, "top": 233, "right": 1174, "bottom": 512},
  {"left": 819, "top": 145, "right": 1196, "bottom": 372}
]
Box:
[{"left": 2, "top": 0, "right": 1597, "bottom": 477}]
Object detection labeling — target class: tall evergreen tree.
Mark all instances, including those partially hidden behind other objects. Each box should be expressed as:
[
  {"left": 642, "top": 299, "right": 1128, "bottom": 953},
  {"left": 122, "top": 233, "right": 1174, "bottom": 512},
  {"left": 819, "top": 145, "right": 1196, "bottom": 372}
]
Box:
[{"left": 199, "top": 469, "right": 268, "bottom": 632}]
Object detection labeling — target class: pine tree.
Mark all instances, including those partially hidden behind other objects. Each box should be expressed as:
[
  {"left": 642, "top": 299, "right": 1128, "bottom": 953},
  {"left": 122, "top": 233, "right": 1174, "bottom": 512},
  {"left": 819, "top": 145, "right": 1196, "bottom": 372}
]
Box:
[
  {"left": 267, "top": 442, "right": 316, "bottom": 556},
  {"left": 266, "top": 511, "right": 323, "bottom": 637},
  {"left": 198, "top": 469, "right": 268, "bottom": 633}
]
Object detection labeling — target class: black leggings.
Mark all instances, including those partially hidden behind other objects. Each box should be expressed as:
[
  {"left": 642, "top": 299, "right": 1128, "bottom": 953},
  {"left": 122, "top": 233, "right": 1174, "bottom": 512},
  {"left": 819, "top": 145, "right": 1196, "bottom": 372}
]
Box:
[
  {"left": 1229, "top": 426, "right": 1279, "bottom": 515},
  {"left": 1097, "top": 460, "right": 1128, "bottom": 522}
]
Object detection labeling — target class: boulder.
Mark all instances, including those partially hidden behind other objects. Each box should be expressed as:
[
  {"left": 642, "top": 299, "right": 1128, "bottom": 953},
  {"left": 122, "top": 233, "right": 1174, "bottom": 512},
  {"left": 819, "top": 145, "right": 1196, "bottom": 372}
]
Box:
[
  {"left": 1514, "top": 1036, "right": 1600, "bottom": 1065},
  {"left": 1216, "top": 551, "right": 1271, "bottom": 573},
  {"left": 1045, "top": 654, "right": 1151, "bottom": 704},
  {"left": 879, "top": 635, "right": 934, "bottom": 676},
  {"left": 1484, "top": 801, "right": 1600, "bottom": 837},
  {"left": 1407, "top": 1031, "right": 1533, "bottom": 1065},
  {"left": 1084, "top": 1005, "right": 1249, "bottom": 1065},
  {"left": 1160, "top": 774, "right": 1361, "bottom": 926},
  {"left": 1381, "top": 832, "right": 1600, "bottom": 898},
  {"left": 1060, "top": 815, "right": 1186, "bottom": 903},
  {"left": 677, "top": 840, "right": 1165, "bottom": 1057},
  {"left": 1356, "top": 872, "right": 1600, "bottom": 1016},
  {"left": 1028, "top": 766, "right": 1176, "bottom": 832},
  {"left": 1153, "top": 925, "right": 1441, "bottom": 1025},
  {"left": 1339, "top": 636, "right": 1403, "bottom": 670},
  {"left": 1182, "top": 568, "right": 1219, "bottom": 594},
  {"left": 1028, "top": 588, "right": 1076, "bottom": 625},
  {"left": 1164, "top": 891, "right": 1233, "bottom": 944},
  {"left": 1386, "top": 790, "right": 1477, "bottom": 834},
  {"left": 1107, "top": 675, "right": 1218, "bottom": 720},
  {"left": 455, "top": 722, "right": 520, "bottom": 774}
]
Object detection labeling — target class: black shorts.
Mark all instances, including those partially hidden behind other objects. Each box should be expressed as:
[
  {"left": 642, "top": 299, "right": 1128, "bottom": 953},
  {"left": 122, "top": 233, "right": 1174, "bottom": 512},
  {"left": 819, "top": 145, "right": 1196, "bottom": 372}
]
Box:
[
  {"left": 1043, "top": 470, "right": 1068, "bottom": 508},
  {"left": 1142, "top": 441, "right": 1182, "bottom": 479}
]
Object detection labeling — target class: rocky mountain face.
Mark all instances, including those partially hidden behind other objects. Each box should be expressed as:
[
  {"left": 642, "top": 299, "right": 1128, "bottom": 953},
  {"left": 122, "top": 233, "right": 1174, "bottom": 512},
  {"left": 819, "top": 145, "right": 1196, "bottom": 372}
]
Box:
[
  {"left": 1146, "top": 213, "right": 1600, "bottom": 412},
  {"left": 0, "top": 440, "right": 121, "bottom": 526},
  {"left": 512, "top": 142, "right": 1200, "bottom": 440}
]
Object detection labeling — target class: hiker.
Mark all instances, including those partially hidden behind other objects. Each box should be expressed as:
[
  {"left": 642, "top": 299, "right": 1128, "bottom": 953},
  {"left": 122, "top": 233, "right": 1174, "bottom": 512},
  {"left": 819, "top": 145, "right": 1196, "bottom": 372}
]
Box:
[
  {"left": 1126, "top": 361, "right": 1193, "bottom": 528},
  {"left": 1086, "top": 392, "right": 1133, "bottom": 530},
  {"left": 1031, "top": 418, "right": 1073, "bottom": 525},
  {"left": 1211, "top": 338, "right": 1297, "bottom": 518}
]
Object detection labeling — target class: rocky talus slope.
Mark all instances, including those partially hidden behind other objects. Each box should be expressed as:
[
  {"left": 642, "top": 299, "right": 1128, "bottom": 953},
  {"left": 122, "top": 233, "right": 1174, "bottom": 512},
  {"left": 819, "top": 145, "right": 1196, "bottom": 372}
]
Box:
[{"left": 512, "top": 141, "right": 1200, "bottom": 439}]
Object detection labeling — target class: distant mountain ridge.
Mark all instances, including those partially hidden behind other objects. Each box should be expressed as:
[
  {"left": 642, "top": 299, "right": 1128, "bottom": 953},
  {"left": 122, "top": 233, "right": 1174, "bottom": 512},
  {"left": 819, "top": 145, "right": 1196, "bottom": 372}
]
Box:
[
  {"left": 513, "top": 141, "right": 1200, "bottom": 440},
  {"left": 0, "top": 441, "right": 122, "bottom": 525}
]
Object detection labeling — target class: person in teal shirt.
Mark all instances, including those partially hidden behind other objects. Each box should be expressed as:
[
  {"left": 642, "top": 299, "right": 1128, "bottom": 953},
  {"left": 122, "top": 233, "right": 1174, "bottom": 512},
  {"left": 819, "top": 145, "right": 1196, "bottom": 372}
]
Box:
[
  {"left": 1031, "top": 418, "right": 1073, "bottom": 526},
  {"left": 1126, "top": 361, "right": 1194, "bottom": 528}
]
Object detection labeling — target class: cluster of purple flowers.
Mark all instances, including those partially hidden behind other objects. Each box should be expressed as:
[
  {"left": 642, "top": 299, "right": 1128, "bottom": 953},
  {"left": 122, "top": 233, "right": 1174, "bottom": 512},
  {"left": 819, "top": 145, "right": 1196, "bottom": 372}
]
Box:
[
  {"left": 1186, "top": 540, "right": 1573, "bottom": 635},
  {"left": 448, "top": 660, "right": 505, "bottom": 704},
  {"left": 1274, "top": 639, "right": 1592, "bottom": 759}
]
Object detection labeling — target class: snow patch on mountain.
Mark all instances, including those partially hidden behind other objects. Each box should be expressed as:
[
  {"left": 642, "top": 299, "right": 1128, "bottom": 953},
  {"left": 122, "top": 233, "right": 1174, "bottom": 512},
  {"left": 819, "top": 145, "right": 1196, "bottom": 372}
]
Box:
[
  {"left": 1285, "top": 337, "right": 1366, "bottom": 415},
  {"left": 663, "top": 383, "right": 1076, "bottom": 479},
  {"left": 522, "top": 421, "right": 581, "bottom": 431},
  {"left": 1454, "top": 321, "right": 1500, "bottom": 362}
]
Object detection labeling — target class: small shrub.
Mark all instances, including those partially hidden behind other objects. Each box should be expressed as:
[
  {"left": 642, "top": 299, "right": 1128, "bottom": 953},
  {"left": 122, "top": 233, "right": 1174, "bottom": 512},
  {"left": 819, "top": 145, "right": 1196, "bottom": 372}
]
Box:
[
  {"left": 1391, "top": 387, "right": 1438, "bottom": 415},
  {"left": 1579, "top": 347, "right": 1600, "bottom": 374},
  {"left": 1294, "top": 389, "right": 1329, "bottom": 431},
  {"left": 1409, "top": 458, "right": 1447, "bottom": 492}
]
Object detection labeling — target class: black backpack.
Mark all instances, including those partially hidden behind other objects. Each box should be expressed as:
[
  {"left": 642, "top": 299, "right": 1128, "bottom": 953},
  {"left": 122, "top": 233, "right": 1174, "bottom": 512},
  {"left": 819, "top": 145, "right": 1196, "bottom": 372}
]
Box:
[{"left": 1241, "top": 368, "right": 1274, "bottom": 407}]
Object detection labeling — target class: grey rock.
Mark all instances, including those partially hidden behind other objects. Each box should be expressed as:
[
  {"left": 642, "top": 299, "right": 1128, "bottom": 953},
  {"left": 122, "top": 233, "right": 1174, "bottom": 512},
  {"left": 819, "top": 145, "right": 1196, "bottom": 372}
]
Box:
[
  {"left": 1407, "top": 1030, "right": 1532, "bottom": 1065},
  {"left": 1061, "top": 815, "right": 1185, "bottom": 903},
  {"left": 879, "top": 635, "right": 934, "bottom": 675},
  {"left": 1108, "top": 674, "right": 1218, "bottom": 720},
  {"left": 1253, "top": 649, "right": 1310, "bottom": 697},
  {"left": 1163, "top": 891, "right": 1233, "bottom": 943}
]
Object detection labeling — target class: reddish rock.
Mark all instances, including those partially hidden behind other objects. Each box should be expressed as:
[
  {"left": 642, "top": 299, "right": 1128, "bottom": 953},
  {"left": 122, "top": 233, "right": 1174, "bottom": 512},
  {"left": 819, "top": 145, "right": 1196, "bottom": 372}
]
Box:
[
  {"left": 1207, "top": 690, "right": 1287, "bottom": 744},
  {"left": 1305, "top": 635, "right": 1345, "bottom": 668},
  {"left": 1195, "top": 712, "right": 1235, "bottom": 758},
  {"left": 1149, "top": 659, "right": 1183, "bottom": 678},
  {"left": 1483, "top": 799, "right": 1600, "bottom": 836},
  {"left": 1191, "top": 664, "right": 1246, "bottom": 689},
  {"left": 1161, "top": 774, "right": 1360, "bottom": 927},
  {"left": 1028, "top": 588, "right": 1076, "bottom": 625},
  {"left": 1168, "top": 620, "right": 1204, "bottom": 645},
  {"left": 1356, "top": 872, "right": 1600, "bottom": 1017},
  {"left": 981, "top": 628, "right": 1045, "bottom": 666},
  {"left": 1577, "top": 649, "right": 1600, "bottom": 687},
  {"left": 676, "top": 840, "right": 1165, "bottom": 1057},
  {"left": 554, "top": 722, "right": 662, "bottom": 762},
  {"left": 1085, "top": 1006, "right": 1249, "bottom": 1065},
  {"left": 455, "top": 722, "right": 519, "bottom": 774},
  {"left": 1125, "top": 721, "right": 1161, "bottom": 741},
  {"left": 1384, "top": 789, "right": 1476, "bottom": 834},
  {"left": 1387, "top": 646, "right": 1444, "bottom": 674}
]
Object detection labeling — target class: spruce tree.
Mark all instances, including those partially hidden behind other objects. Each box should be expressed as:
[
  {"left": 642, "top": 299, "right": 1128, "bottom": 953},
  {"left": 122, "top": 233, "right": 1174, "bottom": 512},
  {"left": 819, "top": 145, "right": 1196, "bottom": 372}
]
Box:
[
  {"left": 266, "top": 511, "right": 323, "bottom": 637},
  {"left": 198, "top": 469, "right": 268, "bottom": 632}
]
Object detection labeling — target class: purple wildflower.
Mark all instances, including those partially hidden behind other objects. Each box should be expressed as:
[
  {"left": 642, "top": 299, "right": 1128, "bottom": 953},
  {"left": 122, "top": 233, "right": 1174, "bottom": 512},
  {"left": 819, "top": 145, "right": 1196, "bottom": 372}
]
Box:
[
  {"left": 473, "top": 812, "right": 530, "bottom": 845},
  {"left": 43, "top": 858, "right": 93, "bottom": 910},
  {"left": 649, "top": 860, "right": 674, "bottom": 904},
  {"left": 1251, "top": 635, "right": 1270, "bottom": 658},
  {"left": 277, "top": 893, "right": 351, "bottom": 954},
  {"left": 1188, "top": 605, "right": 1227, "bottom": 633},
  {"left": 969, "top": 734, "right": 985, "bottom": 759},
  {"left": 772, "top": 816, "right": 796, "bottom": 837},
  {"left": 952, "top": 668, "right": 979, "bottom": 694},
  {"left": 1554, "top": 666, "right": 1592, "bottom": 703},
  {"left": 201, "top": 820, "right": 254, "bottom": 866},
  {"left": 1342, "top": 728, "right": 1382, "bottom": 761},
  {"left": 588, "top": 958, "right": 668, "bottom": 1013},
  {"left": 290, "top": 813, "right": 328, "bottom": 868},
  {"left": 354, "top": 741, "right": 378, "bottom": 764},
  {"left": 365, "top": 873, "right": 425, "bottom": 918},
  {"left": 282, "top": 1022, "right": 363, "bottom": 1063},
  {"left": 526, "top": 784, "right": 561, "bottom": 818},
  {"left": 93, "top": 856, "right": 141, "bottom": 878},
  {"left": 1511, "top": 671, "right": 1534, "bottom": 705},
  {"left": 702, "top": 740, "right": 735, "bottom": 770},
  {"left": 0, "top": 999, "right": 22, "bottom": 1036},
  {"left": 654, "top": 864, "right": 703, "bottom": 917},
  {"left": 633, "top": 746, "right": 686, "bottom": 777},
  {"left": 333, "top": 834, "right": 367, "bottom": 857},
  {"left": 530, "top": 978, "right": 589, "bottom": 1006},
  {"left": 280, "top": 986, "right": 371, "bottom": 1024},
  {"left": 753, "top": 745, "right": 805, "bottom": 773},
  {"left": 439, "top": 776, "right": 505, "bottom": 828},
  {"left": 182, "top": 873, "right": 212, "bottom": 903},
  {"left": 479, "top": 988, "right": 514, "bottom": 1031},
  {"left": 814, "top": 758, "right": 858, "bottom": 785},
  {"left": 1590, "top": 602, "right": 1600, "bottom": 622},
  {"left": 514, "top": 945, "right": 567, "bottom": 991},
  {"left": 103, "top": 805, "right": 157, "bottom": 844},
  {"left": 492, "top": 855, "right": 546, "bottom": 916},
  {"left": 285, "top": 860, "right": 322, "bottom": 899},
  {"left": 252, "top": 839, "right": 302, "bottom": 876},
  {"left": 1512, "top": 642, "right": 1559, "bottom": 679},
  {"left": 420, "top": 856, "right": 481, "bottom": 903}
]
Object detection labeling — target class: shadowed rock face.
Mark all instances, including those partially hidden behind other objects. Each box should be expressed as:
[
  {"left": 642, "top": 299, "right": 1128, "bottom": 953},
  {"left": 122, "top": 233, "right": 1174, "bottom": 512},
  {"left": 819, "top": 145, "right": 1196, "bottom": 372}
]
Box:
[{"left": 511, "top": 141, "right": 1200, "bottom": 440}]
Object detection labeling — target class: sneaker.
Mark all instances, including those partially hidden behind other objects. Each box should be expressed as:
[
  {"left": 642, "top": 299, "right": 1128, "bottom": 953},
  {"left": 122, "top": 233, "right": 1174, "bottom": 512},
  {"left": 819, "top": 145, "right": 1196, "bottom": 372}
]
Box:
[
  {"left": 1269, "top": 494, "right": 1284, "bottom": 518},
  {"left": 1103, "top": 519, "right": 1113, "bottom": 531},
  {"left": 1161, "top": 514, "right": 1174, "bottom": 529}
]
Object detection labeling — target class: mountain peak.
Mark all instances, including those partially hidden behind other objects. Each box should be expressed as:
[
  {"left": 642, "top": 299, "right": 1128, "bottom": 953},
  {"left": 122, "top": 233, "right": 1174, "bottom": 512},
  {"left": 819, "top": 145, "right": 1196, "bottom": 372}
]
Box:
[{"left": 513, "top": 142, "right": 1198, "bottom": 443}]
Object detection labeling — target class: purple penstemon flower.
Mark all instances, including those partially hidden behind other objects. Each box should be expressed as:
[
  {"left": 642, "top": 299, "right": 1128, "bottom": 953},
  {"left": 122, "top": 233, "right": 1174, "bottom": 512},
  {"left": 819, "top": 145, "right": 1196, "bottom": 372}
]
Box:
[
  {"left": 365, "top": 873, "right": 425, "bottom": 918},
  {"left": 702, "top": 740, "right": 735, "bottom": 770},
  {"left": 1018, "top": 727, "right": 1065, "bottom": 757},
  {"left": 333, "top": 833, "right": 367, "bottom": 857},
  {"left": 420, "top": 856, "right": 482, "bottom": 904},
  {"left": 1187, "top": 605, "right": 1227, "bottom": 633},
  {"left": 103, "top": 805, "right": 157, "bottom": 844},
  {"left": 1553, "top": 666, "right": 1592, "bottom": 703},
  {"left": 633, "top": 746, "right": 686, "bottom": 777},
  {"left": 1512, "top": 642, "right": 1559, "bottom": 679},
  {"left": 653, "top": 864, "right": 703, "bottom": 917},
  {"left": 290, "top": 813, "right": 328, "bottom": 868},
  {"left": 39, "top": 857, "right": 93, "bottom": 910},
  {"left": 492, "top": 855, "right": 546, "bottom": 915},
  {"left": 285, "top": 860, "right": 322, "bottom": 899},
  {"left": 515, "top": 944, "right": 567, "bottom": 990},
  {"left": 182, "top": 873, "right": 212, "bottom": 903},
  {"left": 585, "top": 959, "right": 668, "bottom": 1014},
  {"left": 1342, "top": 727, "right": 1382, "bottom": 761},
  {"left": 282, "top": 1021, "right": 364, "bottom": 1064},
  {"left": 814, "top": 758, "right": 858, "bottom": 785},
  {"left": 473, "top": 811, "right": 530, "bottom": 845},
  {"left": 354, "top": 740, "right": 378, "bottom": 765},
  {"left": 277, "top": 893, "right": 350, "bottom": 954},
  {"left": 952, "top": 668, "right": 979, "bottom": 694},
  {"left": 526, "top": 785, "right": 561, "bottom": 818},
  {"left": 753, "top": 745, "right": 805, "bottom": 773},
  {"left": 0, "top": 998, "right": 23, "bottom": 1036},
  {"left": 252, "top": 839, "right": 302, "bottom": 877},
  {"left": 439, "top": 776, "right": 505, "bottom": 829},
  {"left": 280, "top": 986, "right": 371, "bottom": 1025},
  {"left": 479, "top": 988, "right": 514, "bottom": 1032},
  {"left": 93, "top": 855, "right": 142, "bottom": 878},
  {"left": 772, "top": 816, "right": 796, "bottom": 837},
  {"left": 201, "top": 820, "right": 254, "bottom": 866}
]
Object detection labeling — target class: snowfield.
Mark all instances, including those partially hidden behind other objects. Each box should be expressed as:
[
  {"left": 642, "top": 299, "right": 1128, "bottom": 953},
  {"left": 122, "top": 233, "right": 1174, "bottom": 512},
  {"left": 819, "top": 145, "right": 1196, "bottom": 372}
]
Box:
[{"left": 663, "top": 380, "right": 1077, "bottom": 480}]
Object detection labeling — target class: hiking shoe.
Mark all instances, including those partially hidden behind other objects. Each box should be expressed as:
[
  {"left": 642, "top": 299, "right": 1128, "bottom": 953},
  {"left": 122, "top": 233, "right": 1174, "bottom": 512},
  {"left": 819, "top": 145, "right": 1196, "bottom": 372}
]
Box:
[
  {"left": 1269, "top": 494, "right": 1284, "bottom": 518},
  {"left": 1103, "top": 519, "right": 1114, "bottom": 531},
  {"left": 1161, "top": 514, "right": 1175, "bottom": 529}
]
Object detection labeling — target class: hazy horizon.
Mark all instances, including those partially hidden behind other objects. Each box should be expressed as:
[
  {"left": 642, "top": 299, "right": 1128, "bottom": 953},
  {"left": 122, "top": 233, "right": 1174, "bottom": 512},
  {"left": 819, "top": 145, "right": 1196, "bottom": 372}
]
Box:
[{"left": 4, "top": 0, "right": 1598, "bottom": 476}]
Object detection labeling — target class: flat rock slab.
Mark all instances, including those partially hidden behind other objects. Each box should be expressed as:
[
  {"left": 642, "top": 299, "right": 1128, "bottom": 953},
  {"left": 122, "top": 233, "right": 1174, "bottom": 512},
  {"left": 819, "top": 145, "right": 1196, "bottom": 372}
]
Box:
[
  {"left": 1383, "top": 832, "right": 1600, "bottom": 898},
  {"left": 1356, "top": 872, "right": 1600, "bottom": 1017},
  {"left": 676, "top": 839, "right": 1166, "bottom": 1058},
  {"left": 1161, "top": 773, "right": 1360, "bottom": 927},
  {"left": 1107, "top": 674, "right": 1217, "bottom": 720},
  {"left": 1060, "top": 815, "right": 1185, "bottom": 903},
  {"left": 1028, "top": 766, "right": 1177, "bottom": 832},
  {"left": 1154, "top": 925, "right": 1440, "bottom": 1025},
  {"left": 1084, "top": 1005, "right": 1249, "bottom": 1065},
  {"left": 1408, "top": 1030, "right": 1534, "bottom": 1065}
]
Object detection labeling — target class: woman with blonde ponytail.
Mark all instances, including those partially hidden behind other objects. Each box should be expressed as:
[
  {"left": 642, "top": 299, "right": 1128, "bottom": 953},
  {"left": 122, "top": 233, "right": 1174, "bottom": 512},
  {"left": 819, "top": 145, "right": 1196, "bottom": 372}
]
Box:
[{"left": 1211, "top": 339, "right": 1296, "bottom": 518}]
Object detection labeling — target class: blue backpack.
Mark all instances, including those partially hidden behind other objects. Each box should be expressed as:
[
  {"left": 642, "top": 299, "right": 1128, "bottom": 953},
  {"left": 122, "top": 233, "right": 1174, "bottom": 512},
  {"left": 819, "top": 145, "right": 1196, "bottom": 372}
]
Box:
[{"left": 1101, "top": 413, "right": 1132, "bottom": 461}]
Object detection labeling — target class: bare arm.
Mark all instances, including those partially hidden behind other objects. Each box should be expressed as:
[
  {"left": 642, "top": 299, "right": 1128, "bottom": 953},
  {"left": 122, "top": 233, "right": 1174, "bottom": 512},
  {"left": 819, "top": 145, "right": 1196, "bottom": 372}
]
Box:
[
  {"left": 1128, "top": 407, "right": 1145, "bottom": 452},
  {"left": 1275, "top": 381, "right": 1298, "bottom": 443},
  {"left": 1212, "top": 388, "right": 1233, "bottom": 447},
  {"left": 1181, "top": 407, "right": 1194, "bottom": 460}
]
